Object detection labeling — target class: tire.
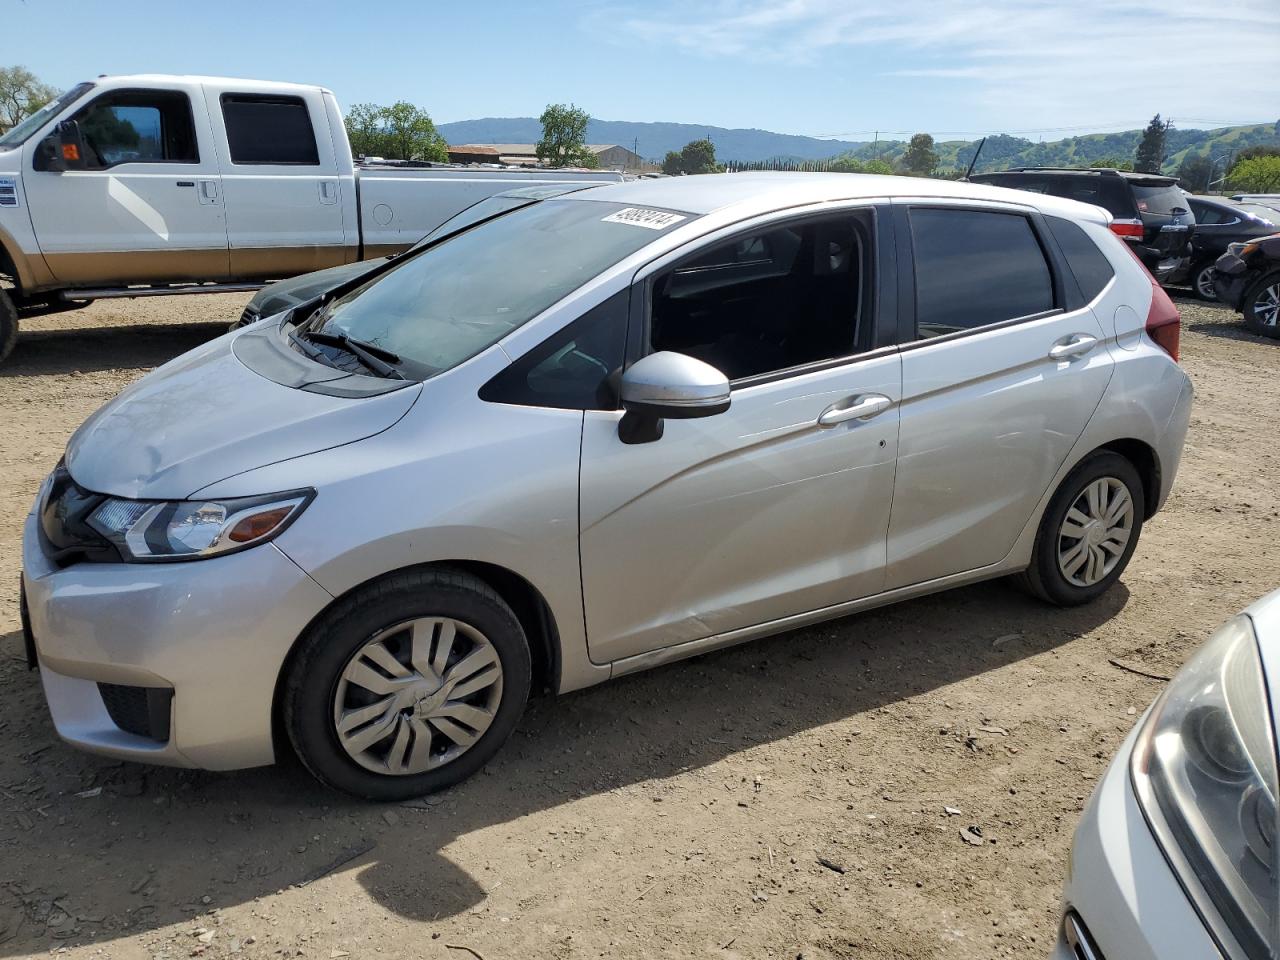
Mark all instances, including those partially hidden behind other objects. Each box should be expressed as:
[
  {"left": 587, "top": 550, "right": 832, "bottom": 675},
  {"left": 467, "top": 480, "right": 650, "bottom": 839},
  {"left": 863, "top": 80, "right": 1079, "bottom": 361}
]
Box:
[
  {"left": 1241, "top": 272, "right": 1280, "bottom": 339},
  {"left": 1015, "top": 451, "right": 1145, "bottom": 606},
  {"left": 1191, "top": 260, "right": 1219, "bottom": 301},
  {"left": 282, "top": 567, "right": 532, "bottom": 800},
  {"left": 0, "top": 288, "right": 17, "bottom": 366}
]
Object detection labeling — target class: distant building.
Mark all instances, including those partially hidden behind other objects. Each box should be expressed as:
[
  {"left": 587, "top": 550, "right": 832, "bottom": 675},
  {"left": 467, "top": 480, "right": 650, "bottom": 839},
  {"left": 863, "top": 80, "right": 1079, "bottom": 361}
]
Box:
[{"left": 446, "top": 142, "right": 656, "bottom": 172}]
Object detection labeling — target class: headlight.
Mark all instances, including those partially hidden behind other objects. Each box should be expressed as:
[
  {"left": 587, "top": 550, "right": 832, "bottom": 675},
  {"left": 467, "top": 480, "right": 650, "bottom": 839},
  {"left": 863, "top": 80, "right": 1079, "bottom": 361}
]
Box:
[
  {"left": 87, "top": 490, "right": 313, "bottom": 562},
  {"left": 1133, "top": 616, "right": 1278, "bottom": 959}
]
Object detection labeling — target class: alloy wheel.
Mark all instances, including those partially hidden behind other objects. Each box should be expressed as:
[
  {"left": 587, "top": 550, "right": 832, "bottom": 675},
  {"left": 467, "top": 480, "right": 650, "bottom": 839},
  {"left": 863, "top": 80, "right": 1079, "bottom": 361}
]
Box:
[
  {"left": 1255, "top": 283, "right": 1280, "bottom": 328},
  {"left": 1195, "top": 265, "right": 1218, "bottom": 301},
  {"left": 1057, "top": 477, "right": 1134, "bottom": 587},
  {"left": 332, "top": 617, "right": 503, "bottom": 775}
]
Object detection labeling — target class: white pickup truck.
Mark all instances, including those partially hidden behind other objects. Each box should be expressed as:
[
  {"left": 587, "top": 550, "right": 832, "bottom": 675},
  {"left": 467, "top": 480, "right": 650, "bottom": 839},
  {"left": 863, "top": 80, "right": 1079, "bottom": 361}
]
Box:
[{"left": 0, "top": 74, "right": 623, "bottom": 363}]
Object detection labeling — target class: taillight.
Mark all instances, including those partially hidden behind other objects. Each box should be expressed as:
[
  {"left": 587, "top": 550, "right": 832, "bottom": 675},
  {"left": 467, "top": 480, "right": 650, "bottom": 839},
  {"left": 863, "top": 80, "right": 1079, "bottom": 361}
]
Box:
[
  {"left": 1120, "top": 242, "right": 1181, "bottom": 362},
  {"left": 1110, "top": 219, "right": 1145, "bottom": 239},
  {"left": 1145, "top": 278, "right": 1181, "bottom": 362}
]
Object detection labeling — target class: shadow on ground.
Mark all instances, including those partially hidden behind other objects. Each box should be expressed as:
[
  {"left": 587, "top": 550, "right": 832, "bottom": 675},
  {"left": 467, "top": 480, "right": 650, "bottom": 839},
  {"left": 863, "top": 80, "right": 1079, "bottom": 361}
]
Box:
[
  {"left": 0, "top": 580, "right": 1127, "bottom": 951},
  {"left": 2, "top": 322, "right": 230, "bottom": 378}
]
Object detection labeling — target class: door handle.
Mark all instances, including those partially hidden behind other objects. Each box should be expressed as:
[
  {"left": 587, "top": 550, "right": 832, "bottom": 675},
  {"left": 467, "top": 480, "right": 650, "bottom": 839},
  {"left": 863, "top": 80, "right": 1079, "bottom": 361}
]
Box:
[
  {"left": 198, "top": 179, "right": 219, "bottom": 203},
  {"left": 1048, "top": 333, "right": 1098, "bottom": 361},
  {"left": 818, "top": 393, "right": 892, "bottom": 427}
]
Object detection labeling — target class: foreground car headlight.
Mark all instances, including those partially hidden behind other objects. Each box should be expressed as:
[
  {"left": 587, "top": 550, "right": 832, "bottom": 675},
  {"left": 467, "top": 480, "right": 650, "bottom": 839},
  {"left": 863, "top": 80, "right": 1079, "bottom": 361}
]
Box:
[
  {"left": 1133, "top": 616, "right": 1278, "bottom": 959},
  {"left": 87, "top": 490, "right": 313, "bottom": 562}
]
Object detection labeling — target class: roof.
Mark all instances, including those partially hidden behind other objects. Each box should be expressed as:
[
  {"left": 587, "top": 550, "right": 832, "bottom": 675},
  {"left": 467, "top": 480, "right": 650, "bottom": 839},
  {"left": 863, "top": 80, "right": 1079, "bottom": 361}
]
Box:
[
  {"left": 558, "top": 171, "right": 1114, "bottom": 224},
  {"left": 90, "top": 74, "right": 332, "bottom": 96},
  {"left": 447, "top": 145, "right": 502, "bottom": 155}
]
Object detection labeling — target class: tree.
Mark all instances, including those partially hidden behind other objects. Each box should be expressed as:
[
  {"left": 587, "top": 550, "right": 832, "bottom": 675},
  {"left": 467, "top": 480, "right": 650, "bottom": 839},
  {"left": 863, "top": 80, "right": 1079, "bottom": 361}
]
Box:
[
  {"left": 341, "top": 101, "right": 448, "bottom": 162},
  {"left": 1093, "top": 156, "right": 1135, "bottom": 171},
  {"left": 660, "top": 138, "right": 722, "bottom": 175},
  {"left": 1226, "top": 156, "right": 1280, "bottom": 194},
  {"left": 1234, "top": 144, "right": 1280, "bottom": 164},
  {"left": 1134, "top": 114, "right": 1169, "bottom": 173},
  {"left": 828, "top": 155, "right": 894, "bottom": 175},
  {"left": 1175, "top": 154, "right": 1213, "bottom": 192},
  {"left": 0, "top": 65, "right": 57, "bottom": 132},
  {"left": 536, "top": 103, "right": 598, "bottom": 168},
  {"left": 901, "top": 133, "right": 939, "bottom": 176}
]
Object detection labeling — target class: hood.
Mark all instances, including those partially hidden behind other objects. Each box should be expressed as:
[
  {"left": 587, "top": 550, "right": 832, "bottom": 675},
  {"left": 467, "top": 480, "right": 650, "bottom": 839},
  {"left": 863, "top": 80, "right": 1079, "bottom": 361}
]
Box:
[
  {"left": 250, "top": 259, "right": 385, "bottom": 319},
  {"left": 66, "top": 332, "right": 419, "bottom": 500}
]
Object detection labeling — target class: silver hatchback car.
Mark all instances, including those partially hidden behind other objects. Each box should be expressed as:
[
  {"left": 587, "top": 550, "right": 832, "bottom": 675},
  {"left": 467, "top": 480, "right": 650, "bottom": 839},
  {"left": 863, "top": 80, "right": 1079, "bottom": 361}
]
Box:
[{"left": 22, "top": 173, "right": 1193, "bottom": 799}]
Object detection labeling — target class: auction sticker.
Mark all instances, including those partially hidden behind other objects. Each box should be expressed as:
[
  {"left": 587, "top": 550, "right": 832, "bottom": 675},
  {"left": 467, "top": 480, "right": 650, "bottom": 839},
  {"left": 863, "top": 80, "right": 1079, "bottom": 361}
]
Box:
[{"left": 601, "top": 207, "right": 686, "bottom": 230}]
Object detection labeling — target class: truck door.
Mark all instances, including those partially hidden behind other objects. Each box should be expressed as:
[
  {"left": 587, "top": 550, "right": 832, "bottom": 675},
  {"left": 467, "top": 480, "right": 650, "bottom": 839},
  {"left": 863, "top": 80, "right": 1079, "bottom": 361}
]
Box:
[
  {"left": 202, "top": 86, "right": 348, "bottom": 280},
  {"left": 22, "top": 85, "right": 230, "bottom": 285}
]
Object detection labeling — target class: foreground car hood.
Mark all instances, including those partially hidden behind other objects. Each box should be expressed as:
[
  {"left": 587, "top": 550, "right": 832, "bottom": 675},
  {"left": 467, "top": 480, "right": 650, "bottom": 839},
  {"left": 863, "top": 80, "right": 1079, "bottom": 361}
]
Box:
[{"left": 65, "top": 333, "right": 419, "bottom": 499}]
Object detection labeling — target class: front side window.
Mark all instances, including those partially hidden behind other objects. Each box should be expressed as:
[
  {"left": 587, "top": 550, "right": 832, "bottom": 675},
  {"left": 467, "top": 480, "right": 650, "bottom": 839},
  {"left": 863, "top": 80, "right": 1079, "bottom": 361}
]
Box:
[
  {"left": 648, "top": 214, "right": 870, "bottom": 381},
  {"left": 314, "top": 199, "right": 690, "bottom": 377},
  {"left": 221, "top": 95, "right": 318, "bottom": 165},
  {"left": 71, "top": 90, "right": 197, "bottom": 168},
  {"left": 910, "top": 208, "right": 1055, "bottom": 339}
]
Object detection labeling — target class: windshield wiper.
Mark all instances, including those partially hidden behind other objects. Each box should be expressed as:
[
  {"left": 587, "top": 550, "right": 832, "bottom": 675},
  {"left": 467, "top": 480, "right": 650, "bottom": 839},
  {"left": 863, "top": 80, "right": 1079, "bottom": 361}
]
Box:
[{"left": 296, "top": 330, "right": 406, "bottom": 379}]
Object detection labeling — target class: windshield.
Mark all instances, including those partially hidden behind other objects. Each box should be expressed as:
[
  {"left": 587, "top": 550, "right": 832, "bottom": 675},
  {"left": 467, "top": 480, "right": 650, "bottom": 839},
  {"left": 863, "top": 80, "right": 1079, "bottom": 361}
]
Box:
[
  {"left": 415, "top": 184, "right": 599, "bottom": 248},
  {"left": 1132, "top": 184, "right": 1188, "bottom": 218},
  {"left": 317, "top": 199, "right": 691, "bottom": 376},
  {"left": 0, "top": 82, "right": 93, "bottom": 149}
]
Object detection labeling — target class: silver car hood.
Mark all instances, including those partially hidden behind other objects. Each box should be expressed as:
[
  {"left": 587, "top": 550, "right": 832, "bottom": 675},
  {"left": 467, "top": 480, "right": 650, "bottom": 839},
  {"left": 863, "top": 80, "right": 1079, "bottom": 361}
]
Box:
[{"left": 65, "top": 333, "right": 420, "bottom": 500}]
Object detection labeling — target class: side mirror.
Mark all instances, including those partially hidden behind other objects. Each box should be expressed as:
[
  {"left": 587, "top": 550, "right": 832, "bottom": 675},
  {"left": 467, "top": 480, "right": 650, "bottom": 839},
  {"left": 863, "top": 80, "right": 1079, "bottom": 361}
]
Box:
[
  {"left": 33, "top": 120, "right": 85, "bottom": 172},
  {"left": 618, "top": 351, "right": 731, "bottom": 444}
]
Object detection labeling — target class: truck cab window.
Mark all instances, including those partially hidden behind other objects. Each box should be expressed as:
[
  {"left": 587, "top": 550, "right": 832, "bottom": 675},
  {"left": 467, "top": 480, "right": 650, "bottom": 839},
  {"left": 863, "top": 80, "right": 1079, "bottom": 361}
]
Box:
[
  {"left": 649, "top": 215, "right": 869, "bottom": 381},
  {"left": 72, "top": 91, "right": 197, "bottom": 168},
  {"left": 221, "top": 95, "right": 319, "bottom": 165}
]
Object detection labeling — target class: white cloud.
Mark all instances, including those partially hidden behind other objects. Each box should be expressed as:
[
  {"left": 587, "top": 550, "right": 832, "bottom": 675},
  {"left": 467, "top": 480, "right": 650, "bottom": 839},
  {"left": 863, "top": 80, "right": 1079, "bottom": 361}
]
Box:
[{"left": 602, "top": 0, "right": 1280, "bottom": 131}]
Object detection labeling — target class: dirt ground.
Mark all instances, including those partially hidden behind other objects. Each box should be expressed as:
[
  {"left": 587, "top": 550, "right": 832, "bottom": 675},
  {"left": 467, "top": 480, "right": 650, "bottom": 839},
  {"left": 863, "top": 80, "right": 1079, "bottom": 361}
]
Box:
[{"left": 0, "top": 291, "right": 1276, "bottom": 960}]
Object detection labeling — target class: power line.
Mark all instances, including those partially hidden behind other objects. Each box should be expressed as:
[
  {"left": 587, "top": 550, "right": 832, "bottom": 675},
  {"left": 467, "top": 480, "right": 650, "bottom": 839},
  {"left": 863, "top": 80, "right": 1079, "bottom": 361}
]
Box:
[{"left": 805, "top": 118, "right": 1272, "bottom": 140}]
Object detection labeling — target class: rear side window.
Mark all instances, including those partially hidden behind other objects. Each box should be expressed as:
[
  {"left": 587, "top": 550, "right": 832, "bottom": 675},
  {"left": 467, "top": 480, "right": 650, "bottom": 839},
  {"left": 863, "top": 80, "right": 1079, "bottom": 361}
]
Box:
[
  {"left": 909, "top": 208, "right": 1055, "bottom": 339},
  {"left": 221, "top": 95, "right": 319, "bottom": 165},
  {"left": 1132, "top": 185, "right": 1188, "bottom": 218},
  {"left": 479, "top": 290, "right": 628, "bottom": 410},
  {"left": 1046, "top": 216, "right": 1115, "bottom": 302}
]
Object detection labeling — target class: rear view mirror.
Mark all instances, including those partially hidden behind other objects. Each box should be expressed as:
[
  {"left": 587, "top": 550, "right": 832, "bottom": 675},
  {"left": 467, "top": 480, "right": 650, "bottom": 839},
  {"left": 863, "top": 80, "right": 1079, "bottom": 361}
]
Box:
[
  {"left": 33, "top": 120, "right": 86, "bottom": 172},
  {"left": 618, "top": 351, "right": 731, "bottom": 444}
]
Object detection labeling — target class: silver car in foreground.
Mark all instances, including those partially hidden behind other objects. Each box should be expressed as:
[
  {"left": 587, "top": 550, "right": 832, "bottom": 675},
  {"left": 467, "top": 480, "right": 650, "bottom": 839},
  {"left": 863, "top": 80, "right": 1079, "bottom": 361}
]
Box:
[
  {"left": 21, "top": 173, "right": 1194, "bottom": 799},
  {"left": 1055, "top": 590, "right": 1279, "bottom": 960}
]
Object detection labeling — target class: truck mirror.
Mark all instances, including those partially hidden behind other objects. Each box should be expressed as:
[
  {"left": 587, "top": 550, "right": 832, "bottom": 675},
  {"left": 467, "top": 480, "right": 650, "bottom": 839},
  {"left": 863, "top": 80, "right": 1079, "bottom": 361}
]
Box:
[
  {"left": 34, "top": 133, "right": 66, "bottom": 172},
  {"left": 56, "top": 120, "right": 87, "bottom": 170}
]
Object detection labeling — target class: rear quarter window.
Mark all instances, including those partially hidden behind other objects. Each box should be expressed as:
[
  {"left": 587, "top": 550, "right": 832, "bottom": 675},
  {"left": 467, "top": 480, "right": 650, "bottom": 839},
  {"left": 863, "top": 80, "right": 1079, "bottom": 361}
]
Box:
[{"left": 1046, "top": 216, "right": 1115, "bottom": 302}]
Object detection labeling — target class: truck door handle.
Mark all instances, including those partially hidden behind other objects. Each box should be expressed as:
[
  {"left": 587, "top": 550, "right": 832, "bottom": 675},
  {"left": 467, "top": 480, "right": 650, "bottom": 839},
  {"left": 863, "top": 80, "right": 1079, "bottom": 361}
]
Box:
[
  {"left": 818, "top": 393, "right": 892, "bottom": 426},
  {"left": 198, "top": 179, "right": 219, "bottom": 203},
  {"left": 1048, "top": 333, "right": 1098, "bottom": 361}
]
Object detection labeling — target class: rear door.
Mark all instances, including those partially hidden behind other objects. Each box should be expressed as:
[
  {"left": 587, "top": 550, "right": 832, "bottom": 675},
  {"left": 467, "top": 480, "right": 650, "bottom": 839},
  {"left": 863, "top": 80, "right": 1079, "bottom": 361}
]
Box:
[
  {"left": 201, "top": 85, "right": 348, "bottom": 279},
  {"left": 22, "top": 82, "right": 230, "bottom": 284},
  {"left": 884, "top": 199, "right": 1114, "bottom": 589}
]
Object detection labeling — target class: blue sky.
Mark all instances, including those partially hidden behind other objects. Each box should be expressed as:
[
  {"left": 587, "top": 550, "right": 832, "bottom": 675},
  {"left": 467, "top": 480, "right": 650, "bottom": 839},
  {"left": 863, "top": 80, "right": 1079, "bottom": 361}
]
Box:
[{"left": 7, "top": 0, "right": 1279, "bottom": 142}]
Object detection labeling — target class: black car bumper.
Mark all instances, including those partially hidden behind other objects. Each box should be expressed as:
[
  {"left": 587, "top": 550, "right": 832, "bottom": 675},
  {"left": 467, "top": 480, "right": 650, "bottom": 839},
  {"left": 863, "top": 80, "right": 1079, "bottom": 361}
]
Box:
[{"left": 1212, "top": 251, "right": 1253, "bottom": 309}]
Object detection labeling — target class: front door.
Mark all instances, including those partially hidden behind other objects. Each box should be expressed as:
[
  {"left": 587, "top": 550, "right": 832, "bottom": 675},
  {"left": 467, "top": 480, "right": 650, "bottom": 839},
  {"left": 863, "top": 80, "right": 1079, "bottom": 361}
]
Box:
[
  {"left": 884, "top": 201, "right": 1115, "bottom": 589},
  {"left": 23, "top": 85, "right": 229, "bottom": 285},
  {"left": 578, "top": 206, "right": 902, "bottom": 664},
  {"left": 201, "top": 86, "right": 348, "bottom": 279}
]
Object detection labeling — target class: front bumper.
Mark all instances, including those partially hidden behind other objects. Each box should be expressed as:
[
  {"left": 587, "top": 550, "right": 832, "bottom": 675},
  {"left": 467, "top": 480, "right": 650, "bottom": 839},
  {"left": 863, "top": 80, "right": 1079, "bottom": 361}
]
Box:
[
  {"left": 21, "top": 509, "right": 333, "bottom": 770},
  {"left": 1053, "top": 725, "right": 1224, "bottom": 960}
]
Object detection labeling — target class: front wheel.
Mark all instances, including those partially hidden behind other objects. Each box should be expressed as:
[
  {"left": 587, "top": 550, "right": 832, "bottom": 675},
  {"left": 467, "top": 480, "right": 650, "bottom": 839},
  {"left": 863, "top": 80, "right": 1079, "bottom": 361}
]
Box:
[
  {"left": 282, "top": 568, "right": 531, "bottom": 800},
  {"left": 1192, "top": 261, "right": 1219, "bottom": 301},
  {"left": 1242, "top": 272, "right": 1280, "bottom": 339},
  {"left": 0, "top": 288, "right": 17, "bottom": 365},
  {"left": 1016, "top": 451, "right": 1145, "bottom": 606}
]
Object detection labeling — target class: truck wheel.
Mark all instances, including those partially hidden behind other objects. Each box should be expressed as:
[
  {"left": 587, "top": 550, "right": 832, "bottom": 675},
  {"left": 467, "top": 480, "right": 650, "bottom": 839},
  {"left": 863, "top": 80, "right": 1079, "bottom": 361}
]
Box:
[
  {"left": 1192, "top": 261, "right": 1218, "bottom": 301},
  {"left": 0, "top": 289, "right": 18, "bottom": 365},
  {"left": 1241, "top": 273, "right": 1280, "bottom": 339}
]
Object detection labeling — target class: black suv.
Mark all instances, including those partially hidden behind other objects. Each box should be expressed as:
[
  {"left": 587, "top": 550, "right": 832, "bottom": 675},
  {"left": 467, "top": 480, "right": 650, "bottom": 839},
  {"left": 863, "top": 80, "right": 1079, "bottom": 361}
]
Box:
[
  {"left": 970, "top": 168, "right": 1195, "bottom": 284},
  {"left": 1213, "top": 232, "right": 1280, "bottom": 338}
]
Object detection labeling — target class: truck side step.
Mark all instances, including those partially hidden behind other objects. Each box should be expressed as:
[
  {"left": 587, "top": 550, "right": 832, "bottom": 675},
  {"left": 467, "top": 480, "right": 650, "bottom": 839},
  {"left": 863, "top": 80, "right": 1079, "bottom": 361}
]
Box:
[{"left": 61, "top": 283, "right": 266, "bottom": 301}]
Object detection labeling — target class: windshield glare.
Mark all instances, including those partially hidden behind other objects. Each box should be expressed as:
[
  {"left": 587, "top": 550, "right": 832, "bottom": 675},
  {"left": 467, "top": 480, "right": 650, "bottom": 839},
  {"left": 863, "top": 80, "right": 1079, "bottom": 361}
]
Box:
[
  {"left": 0, "top": 82, "right": 93, "bottom": 149},
  {"left": 319, "top": 199, "right": 690, "bottom": 376}
]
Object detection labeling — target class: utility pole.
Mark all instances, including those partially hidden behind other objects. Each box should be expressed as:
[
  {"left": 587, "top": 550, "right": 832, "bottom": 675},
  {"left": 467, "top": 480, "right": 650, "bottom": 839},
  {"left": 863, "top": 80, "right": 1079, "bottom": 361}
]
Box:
[{"left": 633, "top": 137, "right": 639, "bottom": 171}]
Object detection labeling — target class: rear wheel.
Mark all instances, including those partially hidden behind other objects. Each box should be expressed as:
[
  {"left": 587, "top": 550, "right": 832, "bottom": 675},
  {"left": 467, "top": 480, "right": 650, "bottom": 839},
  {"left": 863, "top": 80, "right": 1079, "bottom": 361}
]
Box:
[
  {"left": 1016, "top": 451, "right": 1145, "bottom": 606},
  {"left": 282, "top": 568, "right": 532, "bottom": 800},
  {"left": 1242, "top": 273, "right": 1280, "bottom": 339},
  {"left": 1192, "top": 260, "right": 1219, "bottom": 301},
  {"left": 0, "top": 288, "right": 17, "bottom": 366}
]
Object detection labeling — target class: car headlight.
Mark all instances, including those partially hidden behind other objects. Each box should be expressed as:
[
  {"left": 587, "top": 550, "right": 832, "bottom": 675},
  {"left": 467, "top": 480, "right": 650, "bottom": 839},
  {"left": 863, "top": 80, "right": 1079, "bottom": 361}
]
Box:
[
  {"left": 86, "top": 490, "right": 313, "bottom": 562},
  {"left": 1133, "top": 616, "right": 1278, "bottom": 959}
]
